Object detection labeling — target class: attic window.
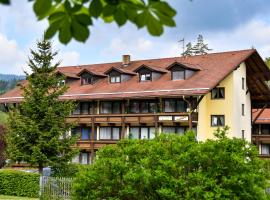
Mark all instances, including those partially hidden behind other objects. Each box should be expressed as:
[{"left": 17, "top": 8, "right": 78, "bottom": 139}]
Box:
[
  {"left": 172, "top": 70, "right": 185, "bottom": 80},
  {"left": 140, "top": 72, "right": 151, "bottom": 81},
  {"left": 81, "top": 73, "right": 94, "bottom": 85},
  {"left": 109, "top": 71, "right": 121, "bottom": 83},
  {"left": 167, "top": 63, "right": 197, "bottom": 80}
]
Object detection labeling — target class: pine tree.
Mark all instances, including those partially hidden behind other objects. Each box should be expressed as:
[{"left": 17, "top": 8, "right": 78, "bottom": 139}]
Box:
[
  {"left": 7, "top": 38, "right": 78, "bottom": 174},
  {"left": 192, "top": 34, "right": 212, "bottom": 55},
  {"left": 182, "top": 42, "right": 194, "bottom": 56}
]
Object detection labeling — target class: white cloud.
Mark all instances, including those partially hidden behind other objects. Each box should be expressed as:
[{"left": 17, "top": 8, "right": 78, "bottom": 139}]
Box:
[
  {"left": 58, "top": 51, "right": 80, "bottom": 67},
  {"left": 208, "top": 19, "right": 270, "bottom": 58},
  {"left": 0, "top": 33, "right": 27, "bottom": 74}
]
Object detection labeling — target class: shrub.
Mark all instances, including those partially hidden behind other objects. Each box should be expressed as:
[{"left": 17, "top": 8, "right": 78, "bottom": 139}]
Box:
[
  {"left": 0, "top": 169, "right": 39, "bottom": 197},
  {"left": 51, "top": 162, "right": 80, "bottom": 178},
  {"left": 0, "top": 124, "right": 6, "bottom": 168},
  {"left": 72, "top": 128, "right": 269, "bottom": 200}
]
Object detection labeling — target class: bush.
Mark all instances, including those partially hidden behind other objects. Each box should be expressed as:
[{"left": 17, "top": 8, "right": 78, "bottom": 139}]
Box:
[
  {"left": 72, "top": 128, "right": 269, "bottom": 200},
  {"left": 0, "top": 169, "right": 39, "bottom": 197},
  {"left": 51, "top": 162, "right": 80, "bottom": 178},
  {"left": 0, "top": 124, "right": 6, "bottom": 168}
]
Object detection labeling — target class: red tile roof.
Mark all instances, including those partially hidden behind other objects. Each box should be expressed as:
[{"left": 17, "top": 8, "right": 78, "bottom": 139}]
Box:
[
  {"left": 0, "top": 49, "right": 268, "bottom": 102},
  {"left": 253, "top": 109, "right": 270, "bottom": 124},
  {"left": 104, "top": 66, "right": 136, "bottom": 75}
]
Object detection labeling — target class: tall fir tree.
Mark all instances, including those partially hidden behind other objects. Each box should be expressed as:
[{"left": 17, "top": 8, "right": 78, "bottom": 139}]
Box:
[
  {"left": 7, "top": 38, "right": 78, "bottom": 174},
  {"left": 181, "top": 42, "right": 194, "bottom": 56},
  {"left": 192, "top": 34, "right": 212, "bottom": 55}
]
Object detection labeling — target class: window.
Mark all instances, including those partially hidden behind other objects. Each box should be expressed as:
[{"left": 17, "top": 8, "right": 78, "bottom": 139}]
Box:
[
  {"left": 242, "top": 130, "right": 245, "bottom": 139},
  {"left": 81, "top": 127, "right": 91, "bottom": 140},
  {"left": 129, "top": 127, "right": 156, "bottom": 139},
  {"left": 71, "top": 127, "right": 80, "bottom": 137},
  {"left": 164, "top": 99, "right": 187, "bottom": 112},
  {"left": 211, "top": 115, "right": 225, "bottom": 127},
  {"left": 261, "top": 144, "right": 270, "bottom": 155},
  {"left": 140, "top": 73, "right": 151, "bottom": 81},
  {"left": 172, "top": 70, "right": 185, "bottom": 80},
  {"left": 129, "top": 100, "right": 157, "bottom": 113},
  {"left": 100, "top": 101, "right": 121, "bottom": 114},
  {"left": 242, "top": 104, "right": 245, "bottom": 116},
  {"left": 242, "top": 77, "right": 245, "bottom": 90},
  {"left": 100, "top": 127, "right": 121, "bottom": 140},
  {"left": 58, "top": 80, "right": 65, "bottom": 86},
  {"left": 81, "top": 152, "right": 89, "bottom": 164},
  {"left": 211, "top": 87, "right": 225, "bottom": 99},
  {"left": 110, "top": 75, "right": 121, "bottom": 83},
  {"left": 81, "top": 76, "right": 92, "bottom": 85},
  {"left": 162, "top": 126, "right": 185, "bottom": 135},
  {"left": 72, "top": 102, "right": 92, "bottom": 115},
  {"left": 261, "top": 124, "right": 270, "bottom": 135}
]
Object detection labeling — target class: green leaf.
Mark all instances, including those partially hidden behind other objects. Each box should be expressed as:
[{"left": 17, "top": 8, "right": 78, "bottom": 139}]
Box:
[
  {"left": 74, "top": 14, "right": 92, "bottom": 25},
  {"left": 0, "top": 0, "right": 10, "bottom": 5},
  {"left": 151, "top": 1, "right": 176, "bottom": 17},
  {"left": 45, "top": 22, "right": 61, "bottom": 39},
  {"left": 114, "top": 8, "right": 127, "bottom": 26},
  {"left": 89, "top": 0, "right": 103, "bottom": 18},
  {"left": 147, "top": 14, "right": 163, "bottom": 36},
  {"left": 59, "top": 20, "right": 72, "bottom": 44},
  {"left": 33, "top": 0, "right": 52, "bottom": 19},
  {"left": 102, "top": 4, "right": 116, "bottom": 17},
  {"left": 71, "top": 19, "right": 89, "bottom": 42},
  {"left": 155, "top": 12, "right": 176, "bottom": 27},
  {"left": 134, "top": 11, "right": 148, "bottom": 28},
  {"left": 48, "top": 12, "right": 66, "bottom": 24}
]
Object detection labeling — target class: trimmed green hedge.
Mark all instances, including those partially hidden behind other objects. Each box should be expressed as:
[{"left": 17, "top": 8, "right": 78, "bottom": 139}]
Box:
[{"left": 0, "top": 170, "right": 39, "bottom": 198}]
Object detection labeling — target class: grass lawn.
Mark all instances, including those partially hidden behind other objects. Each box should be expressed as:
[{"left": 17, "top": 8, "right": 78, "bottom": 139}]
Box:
[{"left": 0, "top": 195, "right": 38, "bottom": 200}]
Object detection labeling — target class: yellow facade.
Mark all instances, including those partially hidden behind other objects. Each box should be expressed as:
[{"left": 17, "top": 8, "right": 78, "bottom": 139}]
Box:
[{"left": 197, "top": 62, "right": 251, "bottom": 141}]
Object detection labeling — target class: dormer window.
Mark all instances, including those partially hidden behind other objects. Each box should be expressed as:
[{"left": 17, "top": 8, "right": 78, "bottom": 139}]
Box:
[
  {"left": 134, "top": 64, "right": 167, "bottom": 82},
  {"left": 81, "top": 73, "right": 94, "bottom": 85},
  {"left": 78, "top": 69, "right": 107, "bottom": 85},
  {"left": 105, "top": 67, "right": 136, "bottom": 84},
  {"left": 167, "top": 62, "right": 200, "bottom": 81},
  {"left": 172, "top": 69, "right": 185, "bottom": 80},
  {"left": 140, "top": 72, "right": 151, "bottom": 81}
]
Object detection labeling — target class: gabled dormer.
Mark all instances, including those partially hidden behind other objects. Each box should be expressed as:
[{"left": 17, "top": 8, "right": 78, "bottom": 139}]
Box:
[
  {"left": 166, "top": 62, "right": 201, "bottom": 80},
  {"left": 55, "top": 71, "right": 80, "bottom": 85},
  {"left": 134, "top": 64, "right": 167, "bottom": 82},
  {"left": 77, "top": 69, "right": 107, "bottom": 85},
  {"left": 104, "top": 67, "right": 136, "bottom": 83}
]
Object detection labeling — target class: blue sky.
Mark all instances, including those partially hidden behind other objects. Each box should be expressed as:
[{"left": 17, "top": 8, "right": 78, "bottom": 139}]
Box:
[{"left": 0, "top": 0, "right": 270, "bottom": 74}]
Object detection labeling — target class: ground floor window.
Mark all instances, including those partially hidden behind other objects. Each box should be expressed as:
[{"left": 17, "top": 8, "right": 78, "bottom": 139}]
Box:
[
  {"left": 99, "top": 127, "right": 121, "bottom": 140},
  {"left": 162, "top": 126, "right": 185, "bottom": 135},
  {"left": 72, "top": 152, "right": 91, "bottom": 164},
  {"left": 261, "top": 144, "right": 270, "bottom": 155},
  {"left": 129, "top": 127, "right": 156, "bottom": 139}
]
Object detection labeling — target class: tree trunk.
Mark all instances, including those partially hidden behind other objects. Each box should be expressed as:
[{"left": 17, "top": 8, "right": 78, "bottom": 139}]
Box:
[{"left": 38, "top": 163, "right": 43, "bottom": 175}]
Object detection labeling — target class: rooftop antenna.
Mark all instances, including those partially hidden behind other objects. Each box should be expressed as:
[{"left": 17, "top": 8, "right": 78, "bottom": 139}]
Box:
[{"left": 178, "top": 38, "right": 185, "bottom": 56}]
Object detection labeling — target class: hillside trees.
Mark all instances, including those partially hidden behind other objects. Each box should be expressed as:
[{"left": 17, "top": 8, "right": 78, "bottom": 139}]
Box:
[
  {"left": 182, "top": 34, "right": 212, "bottom": 56},
  {"left": 6, "top": 37, "right": 78, "bottom": 174}
]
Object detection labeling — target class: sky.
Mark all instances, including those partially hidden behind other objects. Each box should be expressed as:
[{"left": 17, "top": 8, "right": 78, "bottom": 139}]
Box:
[{"left": 1, "top": 0, "right": 270, "bottom": 74}]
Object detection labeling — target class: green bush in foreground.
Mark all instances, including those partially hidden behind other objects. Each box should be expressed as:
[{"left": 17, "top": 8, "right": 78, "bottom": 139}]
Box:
[
  {"left": 0, "top": 170, "right": 39, "bottom": 198},
  {"left": 73, "top": 128, "right": 269, "bottom": 200}
]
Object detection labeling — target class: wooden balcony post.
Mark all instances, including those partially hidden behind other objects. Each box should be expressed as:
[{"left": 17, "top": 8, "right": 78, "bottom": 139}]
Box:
[
  {"left": 90, "top": 117, "right": 95, "bottom": 163},
  {"left": 159, "top": 97, "right": 162, "bottom": 113}
]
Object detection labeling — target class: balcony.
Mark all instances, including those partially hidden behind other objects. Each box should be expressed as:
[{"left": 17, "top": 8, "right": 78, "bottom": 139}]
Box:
[{"left": 66, "top": 112, "right": 198, "bottom": 124}]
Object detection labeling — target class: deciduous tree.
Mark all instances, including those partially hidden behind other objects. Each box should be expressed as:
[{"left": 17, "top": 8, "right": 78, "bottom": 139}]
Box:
[
  {"left": 73, "top": 128, "right": 269, "bottom": 200},
  {"left": 0, "top": 0, "right": 177, "bottom": 44}
]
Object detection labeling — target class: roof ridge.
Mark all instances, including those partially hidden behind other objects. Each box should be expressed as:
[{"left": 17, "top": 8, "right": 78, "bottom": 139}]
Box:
[{"left": 58, "top": 49, "right": 256, "bottom": 69}]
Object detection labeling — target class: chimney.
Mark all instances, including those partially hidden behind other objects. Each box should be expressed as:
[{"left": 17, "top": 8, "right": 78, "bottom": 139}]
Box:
[{"left": 122, "top": 55, "right": 130, "bottom": 66}]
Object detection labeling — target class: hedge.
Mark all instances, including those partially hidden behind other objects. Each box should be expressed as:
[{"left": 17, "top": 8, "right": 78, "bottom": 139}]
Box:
[{"left": 0, "top": 169, "right": 39, "bottom": 198}]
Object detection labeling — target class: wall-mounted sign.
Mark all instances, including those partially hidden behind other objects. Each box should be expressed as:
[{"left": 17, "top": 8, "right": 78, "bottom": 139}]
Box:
[
  {"left": 175, "top": 116, "right": 189, "bottom": 121},
  {"left": 159, "top": 116, "right": 173, "bottom": 121}
]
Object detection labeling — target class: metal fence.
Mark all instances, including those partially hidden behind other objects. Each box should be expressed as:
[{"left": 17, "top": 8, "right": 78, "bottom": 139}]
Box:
[{"left": 40, "top": 176, "right": 73, "bottom": 200}]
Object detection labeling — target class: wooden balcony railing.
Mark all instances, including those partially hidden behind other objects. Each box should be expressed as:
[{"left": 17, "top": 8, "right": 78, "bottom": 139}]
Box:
[{"left": 66, "top": 112, "right": 198, "bottom": 124}]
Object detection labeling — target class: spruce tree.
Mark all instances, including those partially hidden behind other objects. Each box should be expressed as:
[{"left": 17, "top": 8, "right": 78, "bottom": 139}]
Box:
[
  {"left": 192, "top": 34, "right": 212, "bottom": 55},
  {"left": 181, "top": 42, "right": 194, "bottom": 56},
  {"left": 7, "top": 38, "right": 78, "bottom": 174}
]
